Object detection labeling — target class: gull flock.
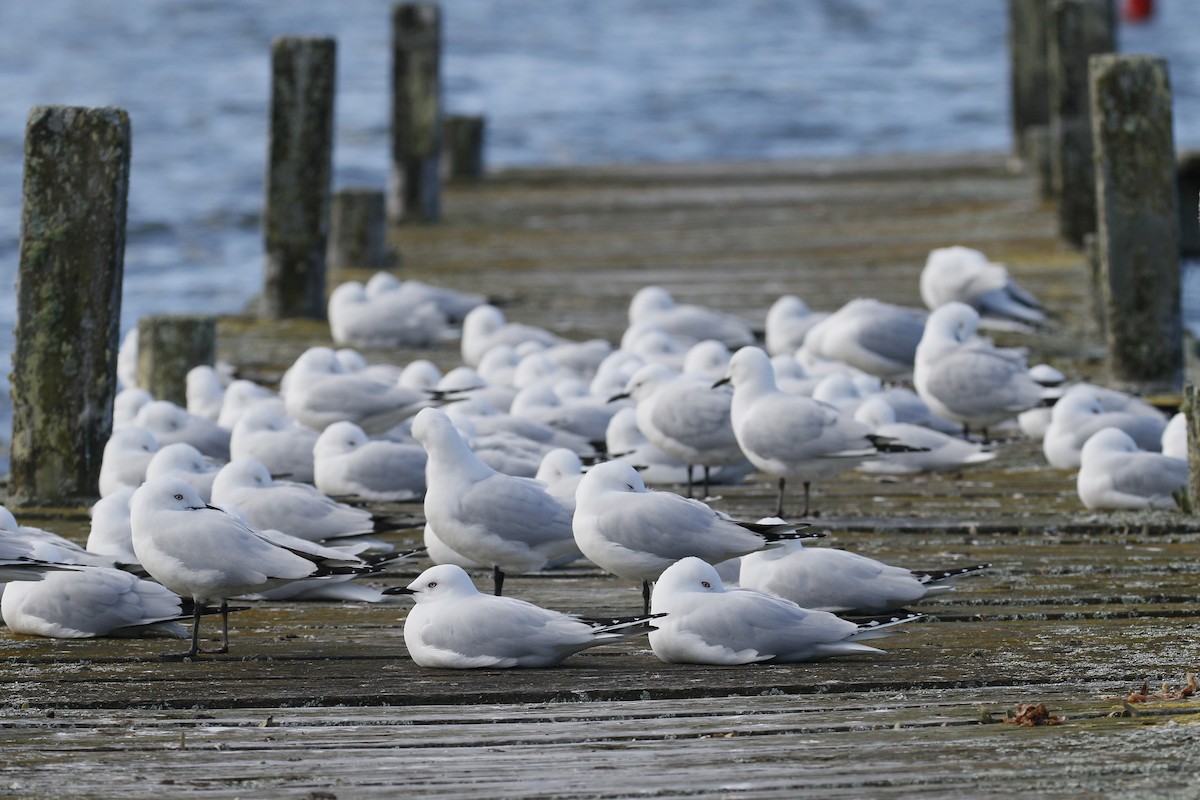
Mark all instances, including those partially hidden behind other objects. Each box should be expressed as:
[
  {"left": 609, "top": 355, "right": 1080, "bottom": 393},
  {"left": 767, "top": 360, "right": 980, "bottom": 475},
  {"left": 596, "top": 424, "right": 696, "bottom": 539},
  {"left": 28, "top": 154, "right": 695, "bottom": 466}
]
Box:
[{"left": 1, "top": 245, "right": 1188, "bottom": 669}]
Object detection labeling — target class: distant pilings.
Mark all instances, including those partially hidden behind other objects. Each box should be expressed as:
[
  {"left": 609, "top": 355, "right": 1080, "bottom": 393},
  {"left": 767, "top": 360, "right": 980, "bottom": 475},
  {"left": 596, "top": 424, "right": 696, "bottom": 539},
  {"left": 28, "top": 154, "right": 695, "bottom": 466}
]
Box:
[
  {"left": 137, "top": 315, "right": 218, "bottom": 407},
  {"left": 328, "top": 188, "right": 391, "bottom": 274},
  {"left": 389, "top": 3, "right": 443, "bottom": 223},
  {"left": 1008, "top": 0, "right": 1051, "bottom": 164},
  {"left": 263, "top": 36, "right": 336, "bottom": 320},
  {"left": 9, "top": 106, "right": 130, "bottom": 506},
  {"left": 444, "top": 114, "right": 486, "bottom": 180},
  {"left": 1048, "top": 0, "right": 1115, "bottom": 247},
  {"left": 1090, "top": 54, "right": 1181, "bottom": 393}
]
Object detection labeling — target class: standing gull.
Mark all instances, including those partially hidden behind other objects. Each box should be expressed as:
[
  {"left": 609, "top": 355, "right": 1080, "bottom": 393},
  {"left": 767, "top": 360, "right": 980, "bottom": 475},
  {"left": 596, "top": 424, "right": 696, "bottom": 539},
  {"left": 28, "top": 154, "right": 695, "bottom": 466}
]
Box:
[
  {"left": 573, "top": 460, "right": 813, "bottom": 613},
  {"left": 412, "top": 407, "right": 580, "bottom": 595},
  {"left": 721, "top": 346, "right": 893, "bottom": 516},
  {"left": 385, "top": 564, "right": 659, "bottom": 668},
  {"left": 130, "top": 476, "right": 376, "bottom": 658},
  {"left": 913, "top": 302, "right": 1047, "bottom": 440}
]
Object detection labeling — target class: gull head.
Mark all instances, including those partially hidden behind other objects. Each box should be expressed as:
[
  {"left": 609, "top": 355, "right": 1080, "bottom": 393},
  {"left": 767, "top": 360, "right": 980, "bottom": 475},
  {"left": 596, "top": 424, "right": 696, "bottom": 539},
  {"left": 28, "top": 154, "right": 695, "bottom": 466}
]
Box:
[
  {"left": 132, "top": 474, "right": 208, "bottom": 515},
  {"left": 654, "top": 556, "right": 727, "bottom": 598},
  {"left": 1081, "top": 427, "right": 1139, "bottom": 458},
  {"left": 396, "top": 563, "right": 480, "bottom": 602},
  {"left": 576, "top": 459, "right": 647, "bottom": 501},
  {"left": 146, "top": 443, "right": 213, "bottom": 478},
  {"left": 629, "top": 285, "right": 676, "bottom": 323},
  {"left": 212, "top": 457, "right": 273, "bottom": 495},
  {"left": 313, "top": 421, "right": 370, "bottom": 459},
  {"left": 923, "top": 302, "right": 980, "bottom": 346},
  {"left": 722, "top": 346, "right": 776, "bottom": 391}
]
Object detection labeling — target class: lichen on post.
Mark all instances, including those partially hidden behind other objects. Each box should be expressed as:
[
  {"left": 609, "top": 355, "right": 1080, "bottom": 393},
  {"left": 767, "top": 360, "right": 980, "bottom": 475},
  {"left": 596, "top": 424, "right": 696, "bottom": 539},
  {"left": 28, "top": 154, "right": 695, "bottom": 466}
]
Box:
[
  {"left": 263, "top": 36, "right": 336, "bottom": 320},
  {"left": 9, "top": 105, "right": 130, "bottom": 506},
  {"left": 389, "top": 2, "right": 442, "bottom": 224},
  {"left": 1090, "top": 54, "right": 1182, "bottom": 393},
  {"left": 136, "top": 314, "right": 218, "bottom": 407}
]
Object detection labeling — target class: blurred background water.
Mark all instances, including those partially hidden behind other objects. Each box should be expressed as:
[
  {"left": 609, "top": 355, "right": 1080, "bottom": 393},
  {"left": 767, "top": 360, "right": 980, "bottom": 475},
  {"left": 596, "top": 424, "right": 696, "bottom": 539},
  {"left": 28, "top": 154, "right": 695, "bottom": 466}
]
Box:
[{"left": 0, "top": 0, "right": 1198, "bottom": 469}]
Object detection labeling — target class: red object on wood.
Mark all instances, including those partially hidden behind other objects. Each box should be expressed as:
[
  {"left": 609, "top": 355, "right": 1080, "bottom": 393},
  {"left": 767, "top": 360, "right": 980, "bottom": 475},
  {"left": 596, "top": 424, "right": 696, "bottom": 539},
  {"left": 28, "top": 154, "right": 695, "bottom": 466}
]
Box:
[{"left": 1122, "top": 0, "right": 1154, "bottom": 22}]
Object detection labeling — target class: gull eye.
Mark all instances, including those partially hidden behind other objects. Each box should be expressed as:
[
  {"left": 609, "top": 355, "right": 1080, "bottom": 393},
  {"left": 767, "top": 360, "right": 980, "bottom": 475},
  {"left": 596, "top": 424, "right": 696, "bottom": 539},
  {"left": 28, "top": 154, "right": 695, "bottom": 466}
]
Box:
[
  {"left": 701, "top": 580, "right": 712, "bottom": 589},
  {"left": 173, "top": 493, "right": 184, "bottom": 501},
  {"left": 427, "top": 581, "right": 437, "bottom": 589}
]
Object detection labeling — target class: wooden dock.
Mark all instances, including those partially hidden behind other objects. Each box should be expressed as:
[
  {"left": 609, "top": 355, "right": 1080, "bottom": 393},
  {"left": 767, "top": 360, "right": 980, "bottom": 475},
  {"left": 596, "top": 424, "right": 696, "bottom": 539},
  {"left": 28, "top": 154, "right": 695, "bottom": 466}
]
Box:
[{"left": 5, "top": 152, "right": 1200, "bottom": 798}]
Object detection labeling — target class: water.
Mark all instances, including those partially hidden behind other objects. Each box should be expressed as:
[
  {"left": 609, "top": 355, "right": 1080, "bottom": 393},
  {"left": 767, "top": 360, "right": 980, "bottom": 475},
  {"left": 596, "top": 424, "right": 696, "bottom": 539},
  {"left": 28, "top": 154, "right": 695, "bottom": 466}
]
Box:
[{"left": 1, "top": 0, "right": 1198, "bottom": 469}]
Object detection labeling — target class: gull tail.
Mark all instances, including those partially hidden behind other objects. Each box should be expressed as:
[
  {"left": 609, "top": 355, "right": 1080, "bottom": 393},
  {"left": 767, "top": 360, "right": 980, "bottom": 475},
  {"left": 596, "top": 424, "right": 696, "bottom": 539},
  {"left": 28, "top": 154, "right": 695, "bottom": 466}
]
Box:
[
  {"left": 910, "top": 563, "right": 991, "bottom": 586},
  {"left": 583, "top": 612, "right": 667, "bottom": 635},
  {"left": 866, "top": 434, "right": 931, "bottom": 454},
  {"left": 846, "top": 611, "right": 924, "bottom": 642},
  {"left": 737, "top": 519, "right": 820, "bottom": 541}
]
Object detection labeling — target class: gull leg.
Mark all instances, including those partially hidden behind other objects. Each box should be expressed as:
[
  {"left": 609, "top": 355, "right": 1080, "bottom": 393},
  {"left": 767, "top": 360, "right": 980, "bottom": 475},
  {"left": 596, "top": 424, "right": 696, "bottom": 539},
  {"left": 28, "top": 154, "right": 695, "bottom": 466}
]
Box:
[
  {"left": 200, "top": 600, "right": 230, "bottom": 655},
  {"left": 802, "top": 481, "right": 812, "bottom": 517},
  {"left": 703, "top": 465, "right": 712, "bottom": 499},
  {"left": 493, "top": 565, "right": 505, "bottom": 596},
  {"left": 685, "top": 464, "right": 695, "bottom": 499},
  {"left": 774, "top": 477, "right": 786, "bottom": 517},
  {"left": 642, "top": 580, "right": 651, "bottom": 616},
  {"left": 162, "top": 602, "right": 204, "bottom": 660}
]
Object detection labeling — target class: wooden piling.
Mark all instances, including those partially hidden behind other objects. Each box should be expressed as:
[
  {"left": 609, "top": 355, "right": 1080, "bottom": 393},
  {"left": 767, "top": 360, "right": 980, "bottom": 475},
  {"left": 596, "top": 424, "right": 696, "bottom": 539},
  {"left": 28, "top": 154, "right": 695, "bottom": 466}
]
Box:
[
  {"left": 1008, "top": 0, "right": 1051, "bottom": 162},
  {"left": 1023, "top": 124, "right": 1054, "bottom": 201},
  {"left": 389, "top": 2, "right": 442, "bottom": 223},
  {"left": 1178, "top": 151, "right": 1200, "bottom": 257},
  {"left": 263, "top": 36, "right": 336, "bottom": 320},
  {"left": 8, "top": 106, "right": 130, "bottom": 506},
  {"left": 443, "top": 114, "right": 485, "bottom": 180},
  {"left": 327, "top": 188, "right": 390, "bottom": 274},
  {"left": 136, "top": 315, "right": 217, "bottom": 407},
  {"left": 1091, "top": 54, "right": 1181, "bottom": 392},
  {"left": 1047, "top": 0, "right": 1115, "bottom": 246}
]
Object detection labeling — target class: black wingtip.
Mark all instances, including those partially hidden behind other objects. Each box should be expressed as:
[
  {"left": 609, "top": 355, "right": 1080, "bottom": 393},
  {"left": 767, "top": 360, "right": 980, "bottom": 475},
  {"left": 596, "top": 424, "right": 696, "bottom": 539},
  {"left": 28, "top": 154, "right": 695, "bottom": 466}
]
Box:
[{"left": 381, "top": 586, "right": 416, "bottom": 595}]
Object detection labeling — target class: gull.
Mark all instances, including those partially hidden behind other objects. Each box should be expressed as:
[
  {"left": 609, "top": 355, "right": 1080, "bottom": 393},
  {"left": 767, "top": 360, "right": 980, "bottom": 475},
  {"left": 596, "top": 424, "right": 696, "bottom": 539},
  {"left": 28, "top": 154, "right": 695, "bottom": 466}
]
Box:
[
  {"left": 681, "top": 339, "right": 733, "bottom": 381},
  {"left": 210, "top": 457, "right": 375, "bottom": 543},
  {"left": 364, "top": 271, "right": 487, "bottom": 323},
  {"left": 399, "top": 359, "right": 444, "bottom": 391},
  {"left": 765, "top": 295, "right": 828, "bottom": 356},
  {"left": 327, "top": 280, "right": 449, "bottom": 348},
  {"left": 144, "top": 442, "right": 223, "bottom": 503},
  {"left": 446, "top": 400, "right": 596, "bottom": 457},
  {"left": 384, "top": 564, "right": 659, "bottom": 668},
  {"left": 853, "top": 396, "right": 997, "bottom": 474},
  {"left": 628, "top": 286, "right": 756, "bottom": 349},
  {"left": 534, "top": 448, "right": 587, "bottom": 510},
  {"left": 87, "top": 489, "right": 138, "bottom": 565},
  {"left": 230, "top": 404, "right": 320, "bottom": 483},
  {"left": 216, "top": 380, "right": 283, "bottom": 430},
  {"left": 0, "top": 528, "right": 83, "bottom": 583},
  {"left": 1042, "top": 385, "right": 1166, "bottom": 469},
  {"left": 411, "top": 407, "right": 580, "bottom": 595},
  {"left": 1076, "top": 428, "right": 1186, "bottom": 510},
  {"left": 312, "top": 421, "right": 427, "bottom": 502},
  {"left": 1, "top": 506, "right": 115, "bottom": 570},
  {"left": 437, "top": 366, "right": 518, "bottom": 413},
  {"left": 721, "top": 346, "right": 895, "bottom": 516},
  {"left": 920, "top": 245, "right": 1047, "bottom": 329},
  {"left": 573, "top": 460, "right": 814, "bottom": 613},
  {"left": 186, "top": 365, "right": 226, "bottom": 422},
  {"left": 113, "top": 386, "right": 154, "bottom": 428},
  {"left": 648, "top": 557, "right": 918, "bottom": 664},
  {"left": 461, "top": 304, "right": 565, "bottom": 367},
  {"left": 617, "top": 362, "right": 746, "bottom": 498},
  {"left": 282, "top": 346, "right": 437, "bottom": 434},
  {"left": 1, "top": 566, "right": 190, "bottom": 639},
  {"left": 1162, "top": 412, "right": 1186, "bottom": 460},
  {"left": 130, "top": 475, "right": 376, "bottom": 658},
  {"left": 510, "top": 383, "right": 618, "bottom": 444},
  {"left": 99, "top": 426, "right": 161, "bottom": 497},
  {"left": 800, "top": 298, "right": 927, "bottom": 380},
  {"left": 135, "top": 399, "right": 231, "bottom": 461},
  {"left": 913, "top": 302, "right": 1047, "bottom": 439},
  {"left": 739, "top": 538, "right": 990, "bottom": 614}
]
